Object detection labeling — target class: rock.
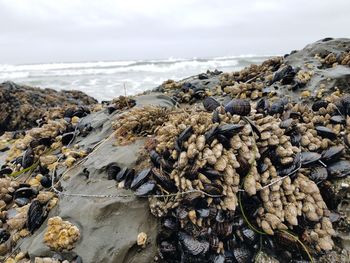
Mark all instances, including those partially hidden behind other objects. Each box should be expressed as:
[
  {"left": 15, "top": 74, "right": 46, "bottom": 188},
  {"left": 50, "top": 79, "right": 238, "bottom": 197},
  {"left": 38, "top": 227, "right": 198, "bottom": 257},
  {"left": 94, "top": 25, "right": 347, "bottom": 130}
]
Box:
[{"left": 0, "top": 81, "right": 97, "bottom": 134}]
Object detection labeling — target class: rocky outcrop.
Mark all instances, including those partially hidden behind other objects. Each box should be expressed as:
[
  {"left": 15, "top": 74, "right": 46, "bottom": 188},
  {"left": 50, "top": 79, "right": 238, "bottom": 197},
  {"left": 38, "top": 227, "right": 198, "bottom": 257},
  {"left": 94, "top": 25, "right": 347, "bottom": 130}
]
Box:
[{"left": 0, "top": 81, "right": 97, "bottom": 134}]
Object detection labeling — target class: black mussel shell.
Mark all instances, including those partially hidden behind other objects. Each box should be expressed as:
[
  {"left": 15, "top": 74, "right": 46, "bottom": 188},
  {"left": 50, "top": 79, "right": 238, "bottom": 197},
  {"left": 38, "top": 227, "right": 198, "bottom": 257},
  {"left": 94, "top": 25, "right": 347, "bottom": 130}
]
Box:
[
  {"left": 116, "top": 167, "right": 129, "bottom": 182},
  {"left": 193, "top": 87, "right": 205, "bottom": 99},
  {"left": 236, "top": 155, "right": 250, "bottom": 177},
  {"left": 124, "top": 169, "right": 135, "bottom": 189},
  {"left": 150, "top": 150, "right": 161, "bottom": 167},
  {"left": 327, "top": 160, "right": 350, "bottom": 178},
  {"left": 163, "top": 217, "right": 178, "bottom": 231},
  {"left": 217, "top": 124, "right": 244, "bottom": 138},
  {"left": 64, "top": 108, "right": 75, "bottom": 118},
  {"left": 315, "top": 126, "right": 337, "bottom": 140},
  {"left": 330, "top": 115, "right": 346, "bottom": 124},
  {"left": 14, "top": 197, "right": 30, "bottom": 207},
  {"left": 204, "top": 126, "right": 219, "bottom": 144},
  {"left": 212, "top": 110, "right": 220, "bottom": 123},
  {"left": 61, "top": 132, "right": 75, "bottom": 146},
  {"left": 312, "top": 100, "right": 328, "bottom": 111},
  {"left": 199, "top": 168, "right": 221, "bottom": 180},
  {"left": 217, "top": 134, "right": 231, "bottom": 149},
  {"left": 182, "top": 192, "right": 202, "bottom": 206},
  {"left": 215, "top": 222, "right": 233, "bottom": 238},
  {"left": 232, "top": 246, "right": 253, "bottom": 263},
  {"left": 269, "top": 99, "right": 287, "bottom": 115},
  {"left": 22, "top": 147, "right": 34, "bottom": 169},
  {"left": 300, "top": 152, "right": 321, "bottom": 167},
  {"left": 203, "top": 183, "right": 222, "bottom": 196},
  {"left": 242, "top": 116, "right": 261, "bottom": 138},
  {"left": 0, "top": 167, "right": 12, "bottom": 176},
  {"left": 159, "top": 241, "right": 177, "bottom": 259},
  {"left": 270, "top": 65, "right": 296, "bottom": 85},
  {"left": 256, "top": 98, "right": 270, "bottom": 113},
  {"left": 134, "top": 180, "right": 156, "bottom": 197},
  {"left": 14, "top": 187, "right": 38, "bottom": 199},
  {"left": 215, "top": 210, "right": 225, "bottom": 223},
  {"left": 321, "top": 145, "right": 344, "bottom": 163},
  {"left": 131, "top": 168, "right": 152, "bottom": 190},
  {"left": 309, "top": 166, "right": 328, "bottom": 183},
  {"left": 289, "top": 130, "right": 301, "bottom": 146},
  {"left": 197, "top": 208, "right": 210, "bottom": 218},
  {"left": 211, "top": 254, "right": 225, "bottom": 263},
  {"left": 106, "top": 163, "right": 120, "bottom": 180},
  {"left": 175, "top": 126, "right": 193, "bottom": 152},
  {"left": 203, "top": 97, "right": 220, "bottom": 112},
  {"left": 335, "top": 95, "right": 350, "bottom": 116},
  {"left": 27, "top": 200, "right": 46, "bottom": 233},
  {"left": 224, "top": 99, "right": 251, "bottom": 116},
  {"left": 0, "top": 229, "right": 10, "bottom": 244},
  {"left": 71, "top": 256, "right": 83, "bottom": 263},
  {"left": 280, "top": 118, "right": 296, "bottom": 130},
  {"left": 152, "top": 168, "right": 177, "bottom": 192},
  {"left": 240, "top": 227, "right": 258, "bottom": 245},
  {"left": 107, "top": 105, "right": 117, "bottom": 114},
  {"left": 178, "top": 232, "right": 209, "bottom": 256},
  {"left": 40, "top": 176, "right": 52, "bottom": 188}
]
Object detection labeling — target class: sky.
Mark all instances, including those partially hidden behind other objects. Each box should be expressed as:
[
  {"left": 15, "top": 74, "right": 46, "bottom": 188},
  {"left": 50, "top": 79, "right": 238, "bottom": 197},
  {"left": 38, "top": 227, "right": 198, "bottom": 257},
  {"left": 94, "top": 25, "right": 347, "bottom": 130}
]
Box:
[{"left": 0, "top": 0, "right": 349, "bottom": 64}]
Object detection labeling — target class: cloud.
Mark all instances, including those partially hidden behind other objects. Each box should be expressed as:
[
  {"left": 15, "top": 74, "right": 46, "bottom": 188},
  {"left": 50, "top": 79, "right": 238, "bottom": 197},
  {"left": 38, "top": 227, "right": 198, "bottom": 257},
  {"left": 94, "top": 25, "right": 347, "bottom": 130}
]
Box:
[{"left": 0, "top": 0, "right": 349, "bottom": 63}]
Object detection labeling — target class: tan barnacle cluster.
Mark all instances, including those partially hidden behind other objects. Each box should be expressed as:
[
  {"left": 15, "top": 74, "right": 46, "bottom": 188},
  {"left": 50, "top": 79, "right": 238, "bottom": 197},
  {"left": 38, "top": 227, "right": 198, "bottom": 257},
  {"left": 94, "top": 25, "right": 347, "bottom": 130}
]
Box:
[
  {"left": 319, "top": 51, "right": 350, "bottom": 67},
  {"left": 339, "top": 51, "right": 350, "bottom": 66},
  {"left": 7, "top": 204, "right": 30, "bottom": 231},
  {"left": 0, "top": 178, "right": 19, "bottom": 207},
  {"left": 223, "top": 82, "right": 264, "bottom": 100},
  {"left": 295, "top": 70, "right": 313, "bottom": 84},
  {"left": 161, "top": 79, "right": 181, "bottom": 91},
  {"left": 44, "top": 216, "right": 80, "bottom": 251},
  {"left": 254, "top": 115, "right": 300, "bottom": 165},
  {"left": 220, "top": 57, "right": 282, "bottom": 88},
  {"left": 61, "top": 146, "right": 88, "bottom": 168},
  {"left": 113, "top": 106, "right": 170, "bottom": 145},
  {"left": 111, "top": 95, "right": 136, "bottom": 110},
  {"left": 257, "top": 173, "right": 334, "bottom": 251}
]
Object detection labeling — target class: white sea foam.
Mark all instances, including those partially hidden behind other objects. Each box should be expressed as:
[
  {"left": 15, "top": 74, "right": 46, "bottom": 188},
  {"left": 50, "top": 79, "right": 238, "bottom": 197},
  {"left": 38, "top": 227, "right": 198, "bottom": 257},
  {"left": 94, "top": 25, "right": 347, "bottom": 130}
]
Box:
[{"left": 0, "top": 55, "right": 272, "bottom": 101}]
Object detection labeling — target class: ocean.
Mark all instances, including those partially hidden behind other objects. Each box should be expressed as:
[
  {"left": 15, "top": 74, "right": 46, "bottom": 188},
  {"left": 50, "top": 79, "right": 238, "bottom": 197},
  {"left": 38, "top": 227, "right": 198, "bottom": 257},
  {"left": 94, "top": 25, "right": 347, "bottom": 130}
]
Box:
[{"left": 0, "top": 55, "right": 272, "bottom": 102}]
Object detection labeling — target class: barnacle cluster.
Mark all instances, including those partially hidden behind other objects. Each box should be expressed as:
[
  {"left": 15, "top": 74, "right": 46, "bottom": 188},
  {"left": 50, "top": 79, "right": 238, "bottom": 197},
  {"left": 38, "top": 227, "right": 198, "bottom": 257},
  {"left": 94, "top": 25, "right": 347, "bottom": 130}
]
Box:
[
  {"left": 111, "top": 95, "right": 136, "bottom": 111},
  {"left": 115, "top": 93, "right": 350, "bottom": 261},
  {"left": 317, "top": 51, "right": 350, "bottom": 67},
  {"left": 113, "top": 106, "right": 170, "bottom": 144},
  {"left": 220, "top": 57, "right": 282, "bottom": 100},
  {"left": 44, "top": 216, "right": 80, "bottom": 251}
]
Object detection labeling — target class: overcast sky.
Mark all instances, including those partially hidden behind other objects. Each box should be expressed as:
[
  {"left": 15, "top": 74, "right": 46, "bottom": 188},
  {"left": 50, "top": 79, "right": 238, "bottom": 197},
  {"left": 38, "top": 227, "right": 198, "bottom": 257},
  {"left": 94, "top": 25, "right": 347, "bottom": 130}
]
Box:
[{"left": 0, "top": 0, "right": 349, "bottom": 64}]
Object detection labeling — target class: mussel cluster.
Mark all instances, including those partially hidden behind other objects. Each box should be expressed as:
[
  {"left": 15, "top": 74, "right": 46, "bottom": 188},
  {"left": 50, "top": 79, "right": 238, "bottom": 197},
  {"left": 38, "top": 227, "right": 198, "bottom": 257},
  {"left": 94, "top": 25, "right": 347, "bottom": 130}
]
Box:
[
  {"left": 111, "top": 92, "right": 350, "bottom": 261},
  {"left": 0, "top": 107, "right": 93, "bottom": 258},
  {"left": 160, "top": 80, "right": 209, "bottom": 104},
  {"left": 220, "top": 57, "right": 282, "bottom": 99}
]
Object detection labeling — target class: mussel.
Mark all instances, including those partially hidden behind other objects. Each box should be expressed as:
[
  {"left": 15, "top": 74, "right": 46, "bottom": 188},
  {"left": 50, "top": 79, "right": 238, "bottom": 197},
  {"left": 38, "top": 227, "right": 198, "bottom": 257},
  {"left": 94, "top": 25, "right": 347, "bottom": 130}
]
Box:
[
  {"left": 131, "top": 168, "right": 152, "bottom": 190},
  {"left": 321, "top": 146, "right": 344, "bottom": 163},
  {"left": 178, "top": 232, "right": 209, "bottom": 256},
  {"left": 27, "top": 200, "right": 46, "bottom": 233},
  {"left": 315, "top": 126, "right": 337, "bottom": 140},
  {"left": 327, "top": 160, "right": 350, "bottom": 178},
  {"left": 232, "top": 246, "right": 253, "bottom": 263},
  {"left": 152, "top": 168, "right": 177, "bottom": 192},
  {"left": 309, "top": 166, "right": 328, "bottom": 183},
  {"left": 134, "top": 180, "right": 156, "bottom": 197},
  {"left": 256, "top": 98, "right": 270, "bottom": 113},
  {"left": 224, "top": 99, "right": 251, "bottom": 116},
  {"left": 22, "top": 147, "right": 34, "bottom": 169},
  {"left": 175, "top": 126, "right": 193, "bottom": 152},
  {"left": 217, "top": 124, "right": 244, "bottom": 138},
  {"left": 300, "top": 152, "right": 321, "bottom": 167},
  {"left": 61, "top": 132, "right": 75, "bottom": 146},
  {"left": 203, "top": 97, "right": 220, "bottom": 112},
  {"left": 312, "top": 100, "right": 328, "bottom": 111},
  {"left": 0, "top": 229, "right": 10, "bottom": 244},
  {"left": 106, "top": 163, "right": 120, "bottom": 180},
  {"left": 330, "top": 115, "right": 345, "bottom": 124}
]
